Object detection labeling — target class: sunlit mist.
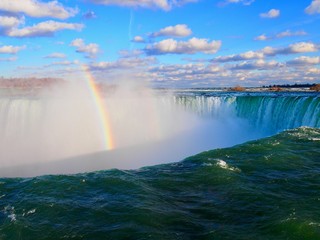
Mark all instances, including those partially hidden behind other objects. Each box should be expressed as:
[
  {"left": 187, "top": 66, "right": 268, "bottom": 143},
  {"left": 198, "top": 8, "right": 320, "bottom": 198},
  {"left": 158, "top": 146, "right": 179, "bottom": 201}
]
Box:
[{"left": 0, "top": 77, "right": 259, "bottom": 177}]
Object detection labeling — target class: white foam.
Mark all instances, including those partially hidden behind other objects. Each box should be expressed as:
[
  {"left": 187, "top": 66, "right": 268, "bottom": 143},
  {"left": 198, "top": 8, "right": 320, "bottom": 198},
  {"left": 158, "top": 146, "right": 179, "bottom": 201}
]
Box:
[{"left": 215, "top": 159, "right": 241, "bottom": 172}]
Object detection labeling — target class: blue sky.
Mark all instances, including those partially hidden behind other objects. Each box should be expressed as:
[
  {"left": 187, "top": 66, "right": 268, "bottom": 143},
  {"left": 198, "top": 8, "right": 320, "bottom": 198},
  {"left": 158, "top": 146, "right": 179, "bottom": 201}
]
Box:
[{"left": 0, "top": 0, "right": 320, "bottom": 87}]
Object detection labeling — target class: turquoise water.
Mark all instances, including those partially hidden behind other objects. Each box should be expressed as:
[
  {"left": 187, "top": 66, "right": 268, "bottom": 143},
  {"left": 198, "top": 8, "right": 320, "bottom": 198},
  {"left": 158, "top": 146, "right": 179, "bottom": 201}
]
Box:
[
  {"left": 173, "top": 92, "right": 320, "bottom": 134},
  {"left": 0, "top": 91, "right": 319, "bottom": 239},
  {"left": 0, "top": 127, "right": 319, "bottom": 239}
]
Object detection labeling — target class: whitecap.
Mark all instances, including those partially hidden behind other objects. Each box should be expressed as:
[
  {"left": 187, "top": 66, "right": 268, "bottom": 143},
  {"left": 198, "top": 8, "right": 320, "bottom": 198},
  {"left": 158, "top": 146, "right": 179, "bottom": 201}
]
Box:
[
  {"left": 27, "top": 209, "right": 36, "bottom": 215},
  {"left": 309, "top": 222, "right": 320, "bottom": 226},
  {"left": 215, "top": 159, "right": 241, "bottom": 172},
  {"left": 8, "top": 213, "right": 16, "bottom": 222},
  {"left": 308, "top": 138, "right": 320, "bottom": 141}
]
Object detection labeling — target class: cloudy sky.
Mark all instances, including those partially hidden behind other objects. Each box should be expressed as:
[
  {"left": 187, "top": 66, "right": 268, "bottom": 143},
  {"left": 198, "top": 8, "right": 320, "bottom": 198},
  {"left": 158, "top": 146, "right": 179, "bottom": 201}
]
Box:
[{"left": 0, "top": 0, "right": 320, "bottom": 87}]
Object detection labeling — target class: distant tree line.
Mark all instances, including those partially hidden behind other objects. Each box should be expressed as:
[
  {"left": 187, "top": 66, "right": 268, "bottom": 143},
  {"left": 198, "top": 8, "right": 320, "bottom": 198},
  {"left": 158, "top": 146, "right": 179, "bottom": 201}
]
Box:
[
  {"left": 0, "top": 77, "right": 64, "bottom": 89},
  {"left": 262, "top": 83, "right": 318, "bottom": 88},
  {"left": 230, "top": 83, "right": 320, "bottom": 92}
]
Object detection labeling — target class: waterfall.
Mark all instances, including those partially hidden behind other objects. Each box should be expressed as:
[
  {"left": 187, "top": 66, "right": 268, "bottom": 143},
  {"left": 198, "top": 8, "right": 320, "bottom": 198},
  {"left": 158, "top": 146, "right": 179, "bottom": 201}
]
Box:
[
  {"left": 0, "top": 98, "right": 43, "bottom": 139},
  {"left": 0, "top": 91, "right": 320, "bottom": 171},
  {"left": 174, "top": 94, "right": 320, "bottom": 134},
  {"left": 234, "top": 96, "right": 320, "bottom": 133}
]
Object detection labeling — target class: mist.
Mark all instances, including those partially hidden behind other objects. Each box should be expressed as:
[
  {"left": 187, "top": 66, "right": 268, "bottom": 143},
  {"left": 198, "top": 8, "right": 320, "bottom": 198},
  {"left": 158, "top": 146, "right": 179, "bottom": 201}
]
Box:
[{"left": 0, "top": 79, "right": 259, "bottom": 177}]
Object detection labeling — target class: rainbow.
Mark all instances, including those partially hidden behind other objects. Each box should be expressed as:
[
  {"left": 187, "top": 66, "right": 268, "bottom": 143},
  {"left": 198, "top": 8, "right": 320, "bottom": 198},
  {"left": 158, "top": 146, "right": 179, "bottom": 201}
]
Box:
[{"left": 82, "top": 66, "right": 115, "bottom": 150}]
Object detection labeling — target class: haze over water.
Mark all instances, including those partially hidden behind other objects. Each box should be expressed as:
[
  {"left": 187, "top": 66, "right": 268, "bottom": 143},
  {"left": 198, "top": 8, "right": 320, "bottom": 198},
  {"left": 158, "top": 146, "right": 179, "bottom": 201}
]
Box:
[{"left": 0, "top": 81, "right": 262, "bottom": 177}]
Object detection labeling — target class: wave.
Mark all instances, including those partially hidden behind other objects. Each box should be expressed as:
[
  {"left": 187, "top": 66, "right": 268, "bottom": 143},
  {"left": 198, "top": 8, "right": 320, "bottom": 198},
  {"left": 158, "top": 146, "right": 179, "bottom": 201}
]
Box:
[{"left": 1, "top": 127, "right": 319, "bottom": 239}]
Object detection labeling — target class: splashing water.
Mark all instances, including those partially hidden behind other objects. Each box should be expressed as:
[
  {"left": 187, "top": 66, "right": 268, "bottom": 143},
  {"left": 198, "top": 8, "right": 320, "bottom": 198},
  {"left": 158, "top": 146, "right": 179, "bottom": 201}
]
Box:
[
  {"left": 0, "top": 80, "right": 259, "bottom": 176},
  {"left": 1, "top": 83, "right": 318, "bottom": 177}
]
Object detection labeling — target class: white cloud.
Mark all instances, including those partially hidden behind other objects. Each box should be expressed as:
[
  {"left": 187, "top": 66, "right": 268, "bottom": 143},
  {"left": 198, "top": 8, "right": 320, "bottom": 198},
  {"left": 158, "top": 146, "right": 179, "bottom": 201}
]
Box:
[
  {"left": 259, "top": 46, "right": 275, "bottom": 56},
  {"left": 182, "top": 57, "right": 210, "bottom": 63},
  {"left": 0, "top": 0, "right": 78, "bottom": 19},
  {"left": 45, "top": 52, "right": 66, "bottom": 59},
  {"left": 0, "top": 56, "right": 17, "bottom": 62},
  {"left": 6, "top": 21, "right": 84, "bottom": 38},
  {"left": 254, "top": 34, "right": 268, "bottom": 41},
  {"left": 46, "top": 60, "right": 79, "bottom": 67},
  {"left": 212, "top": 42, "right": 319, "bottom": 63},
  {"left": 0, "top": 16, "right": 24, "bottom": 29},
  {"left": 150, "top": 24, "right": 192, "bottom": 38},
  {"left": 53, "top": 61, "right": 73, "bottom": 66},
  {"left": 287, "top": 56, "right": 320, "bottom": 65},
  {"left": 145, "top": 37, "right": 222, "bottom": 55},
  {"left": 132, "top": 36, "right": 145, "bottom": 43},
  {"left": 220, "top": 0, "right": 255, "bottom": 6},
  {"left": 0, "top": 45, "right": 26, "bottom": 54},
  {"left": 263, "top": 42, "right": 318, "bottom": 55},
  {"left": 276, "top": 30, "right": 307, "bottom": 38},
  {"left": 70, "top": 38, "right": 100, "bottom": 58},
  {"left": 149, "top": 62, "right": 225, "bottom": 86},
  {"left": 305, "top": 0, "right": 320, "bottom": 14},
  {"left": 118, "top": 49, "right": 144, "bottom": 58},
  {"left": 147, "top": 58, "right": 320, "bottom": 87},
  {"left": 307, "top": 67, "right": 320, "bottom": 74},
  {"left": 91, "top": 57, "right": 157, "bottom": 70},
  {"left": 255, "top": 30, "right": 307, "bottom": 41},
  {"left": 212, "top": 51, "right": 264, "bottom": 62},
  {"left": 89, "top": 0, "right": 198, "bottom": 11},
  {"left": 260, "top": 9, "right": 280, "bottom": 18},
  {"left": 229, "top": 59, "right": 284, "bottom": 70},
  {"left": 263, "top": 42, "right": 319, "bottom": 55}
]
